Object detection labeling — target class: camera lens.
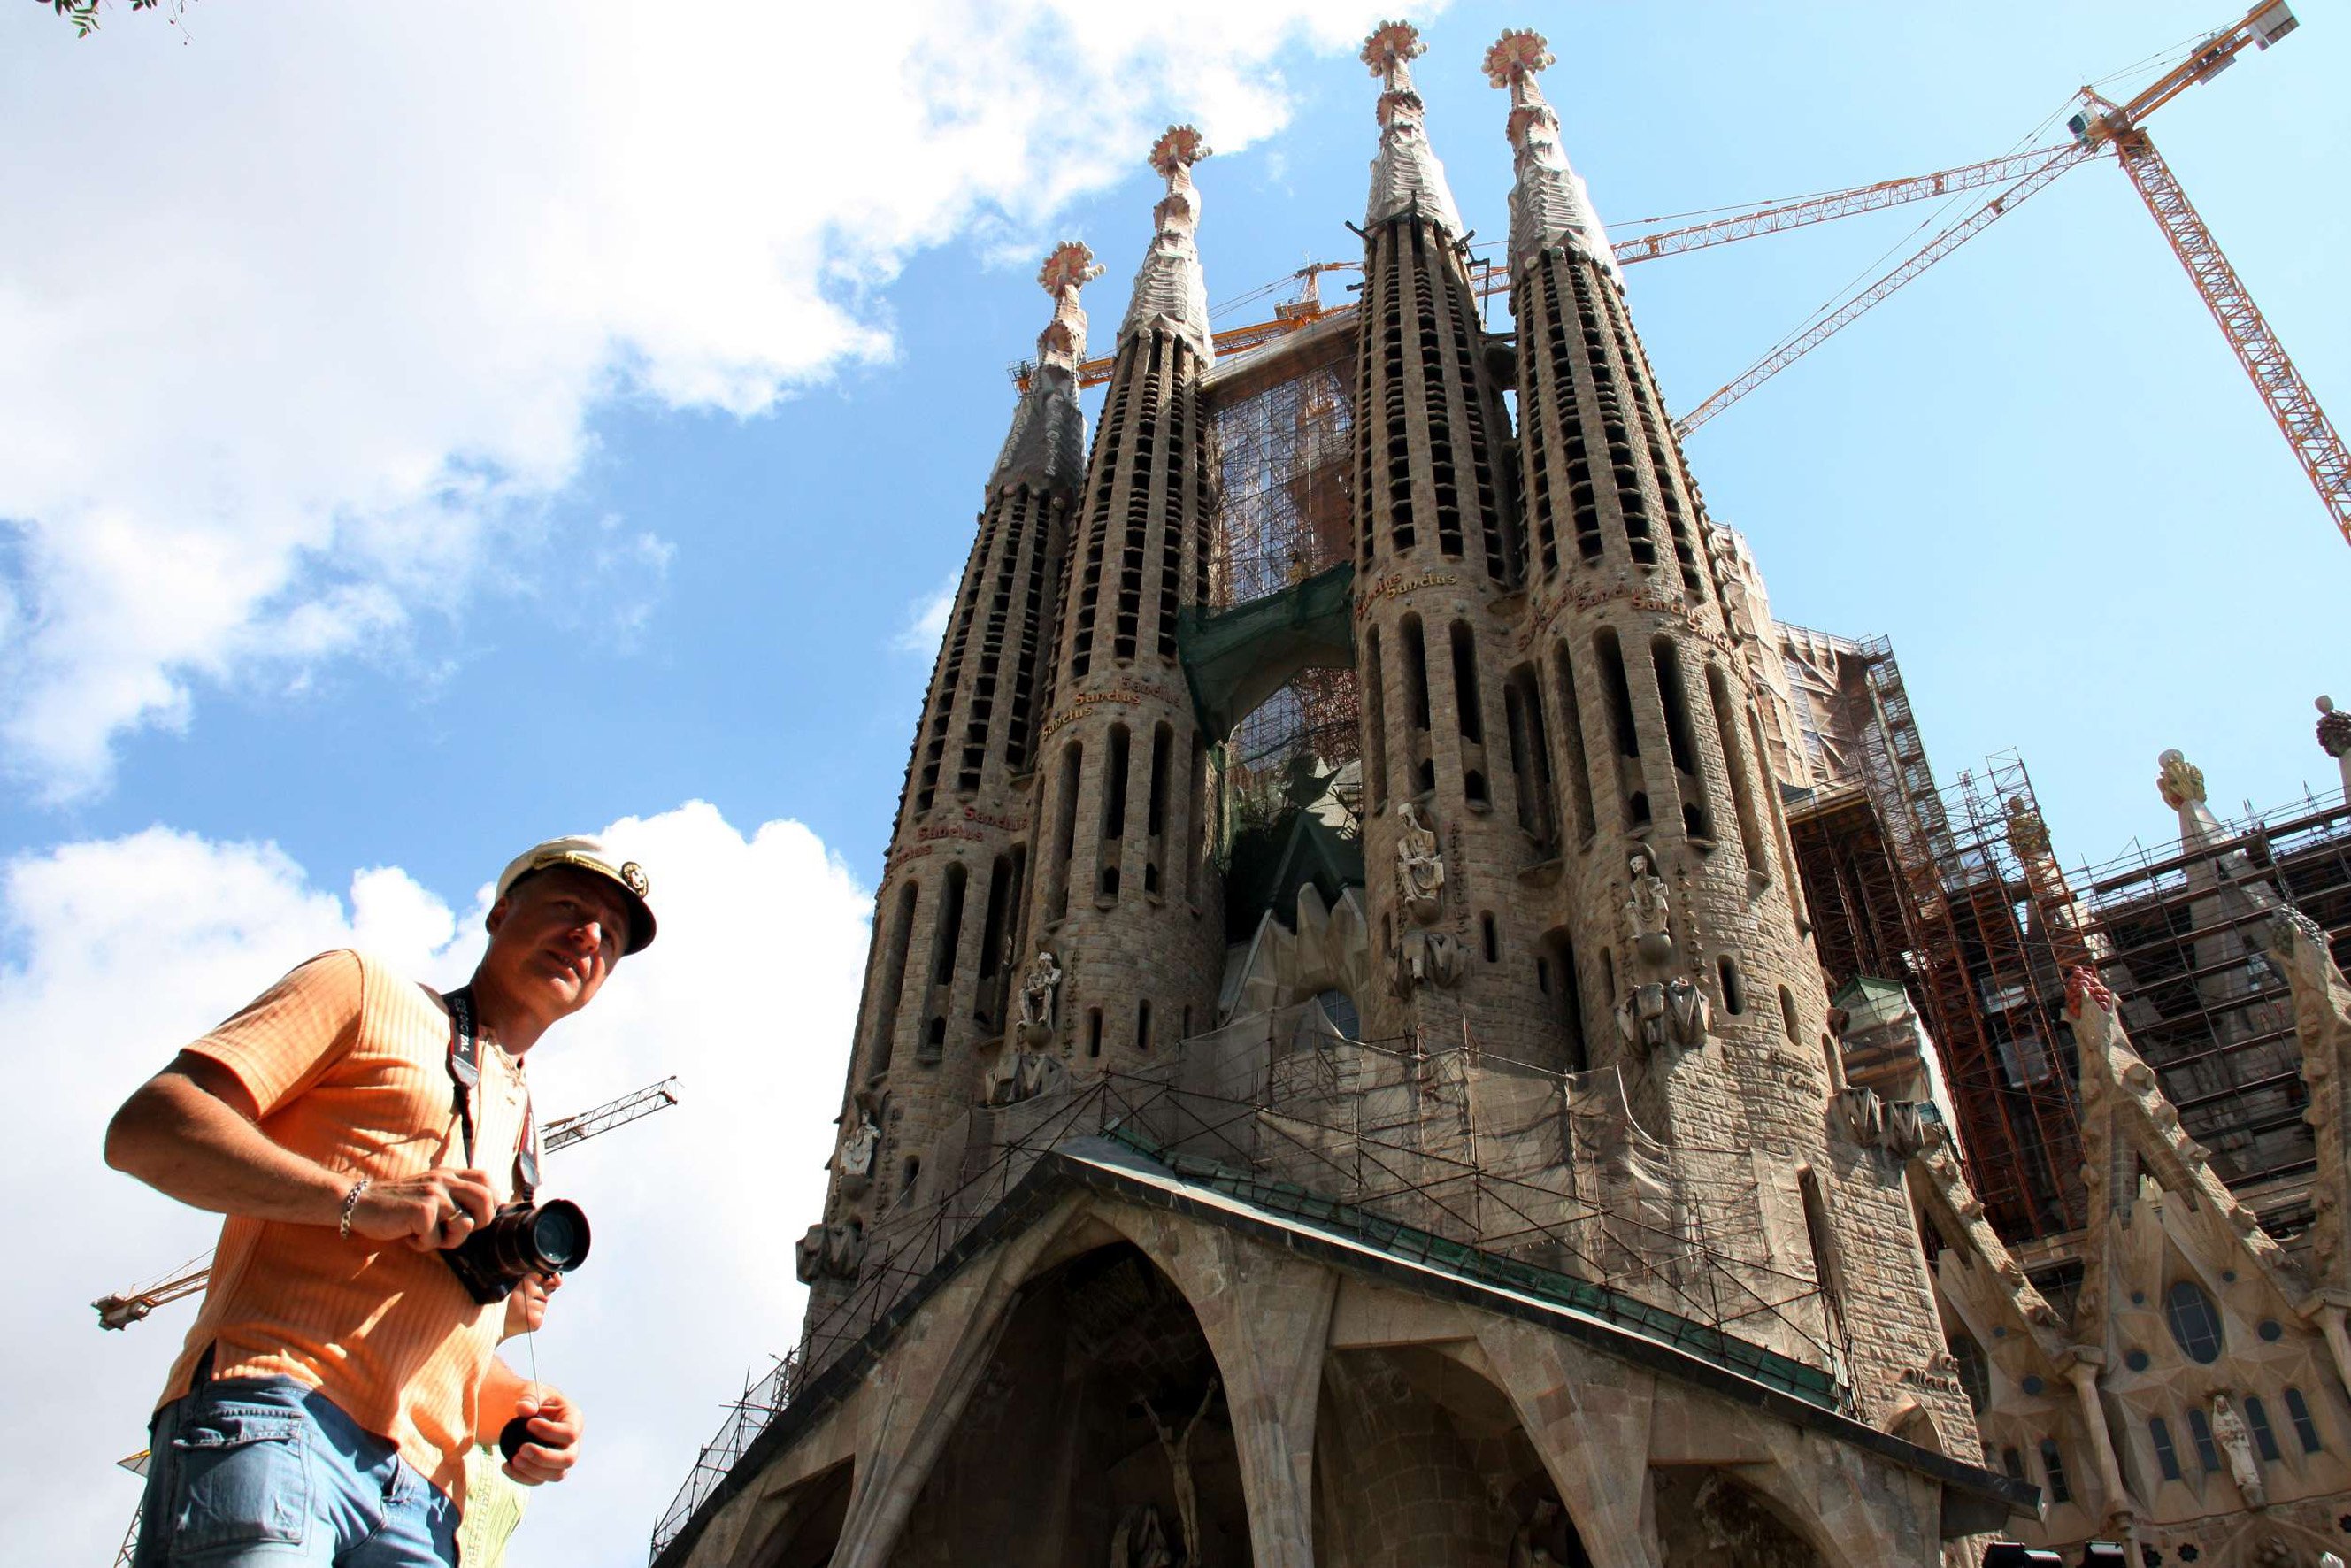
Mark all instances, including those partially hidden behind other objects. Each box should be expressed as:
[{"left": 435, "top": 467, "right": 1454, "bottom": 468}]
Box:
[{"left": 526, "top": 1200, "right": 590, "bottom": 1272}]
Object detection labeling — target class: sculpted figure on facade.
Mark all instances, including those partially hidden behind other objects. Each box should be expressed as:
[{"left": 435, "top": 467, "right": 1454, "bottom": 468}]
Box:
[
  {"left": 1624, "top": 852, "right": 1674, "bottom": 965},
  {"left": 1617, "top": 980, "right": 1669, "bottom": 1056},
  {"left": 834, "top": 1101, "right": 880, "bottom": 1193},
  {"left": 1109, "top": 1503, "right": 1172, "bottom": 1568},
  {"left": 1395, "top": 800, "right": 1446, "bottom": 923},
  {"left": 2209, "top": 1392, "right": 2267, "bottom": 1507},
  {"left": 1141, "top": 1377, "right": 1218, "bottom": 1568},
  {"left": 794, "top": 1218, "right": 866, "bottom": 1285},
  {"left": 1665, "top": 973, "right": 1711, "bottom": 1049},
  {"left": 1017, "top": 948, "right": 1064, "bottom": 1046},
  {"left": 1393, "top": 926, "right": 1464, "bottom": 996}
]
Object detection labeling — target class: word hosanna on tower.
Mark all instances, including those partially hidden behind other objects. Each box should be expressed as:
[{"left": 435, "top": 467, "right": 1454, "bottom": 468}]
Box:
[{"left": 651, "top": 21, "right": 2351, "bottom": 1568}]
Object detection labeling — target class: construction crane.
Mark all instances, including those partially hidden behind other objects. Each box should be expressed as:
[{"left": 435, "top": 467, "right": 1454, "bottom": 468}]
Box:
[
  {"left": 1654, "top": 1, "right": 2346, "bottom": 550},
  {"left": 1031, "top": 4, "right": 2342, "bottom": 547},
  {"left": 91, "top": 1076, "right": 680, "bottom": 1331}
]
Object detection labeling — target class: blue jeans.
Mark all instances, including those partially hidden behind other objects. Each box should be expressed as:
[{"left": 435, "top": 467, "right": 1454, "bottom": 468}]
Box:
[{"left": 134, "top": 1375, "right": 460, "bottom": 1566}]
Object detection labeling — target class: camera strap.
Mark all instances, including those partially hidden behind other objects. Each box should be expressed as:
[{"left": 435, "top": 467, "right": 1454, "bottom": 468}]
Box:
[{"left": 442, "top": 985, "right": 541, "bottom": 1202}]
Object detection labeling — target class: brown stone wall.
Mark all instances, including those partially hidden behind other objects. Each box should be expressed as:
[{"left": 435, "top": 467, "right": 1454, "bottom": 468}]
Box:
[{"left": 1316, "top": 1350, "right": 1519, "bottom": 1568}]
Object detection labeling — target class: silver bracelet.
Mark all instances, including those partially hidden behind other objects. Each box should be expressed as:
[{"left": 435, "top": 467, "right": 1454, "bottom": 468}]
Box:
[{"left": 339, "top": 1176, "right": 372, "bottom": 1241}]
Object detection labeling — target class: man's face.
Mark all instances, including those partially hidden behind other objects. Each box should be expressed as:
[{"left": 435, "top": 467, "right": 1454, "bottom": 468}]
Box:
[{"left": 482, "top": 866, "right": 634, "bottom": 1022}]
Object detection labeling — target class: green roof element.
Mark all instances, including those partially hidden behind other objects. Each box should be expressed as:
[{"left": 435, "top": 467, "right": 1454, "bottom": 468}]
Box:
[{"left": 1175, "top": 562, "right": 1355, "bottom": 740}]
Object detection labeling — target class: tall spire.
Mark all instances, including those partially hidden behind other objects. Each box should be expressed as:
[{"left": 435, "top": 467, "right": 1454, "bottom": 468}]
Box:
[
  {"left": 1119, "top": 126, "right": 1214, "bottom": 363},
  {"left": 1483, "top": 29, "right": 1617, "bottom": 280},
  {"left": 1361, "top": 20, "right": 1464, "bottom": 234},
  {"left": 2156, "top": 747, "right": 2227, "bottom": 851},
  {"left": 992, "top": 241, "right": 1103, "bottom": 496}
]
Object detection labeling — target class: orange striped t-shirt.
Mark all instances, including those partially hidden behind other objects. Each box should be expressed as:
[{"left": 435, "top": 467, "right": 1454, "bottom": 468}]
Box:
[{"left": 157, "top": 949, "right": 533, "bottom": 1509}]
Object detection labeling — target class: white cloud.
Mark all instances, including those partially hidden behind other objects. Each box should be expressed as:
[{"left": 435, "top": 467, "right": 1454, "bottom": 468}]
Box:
[
  {"left": 0, "top": 0, "right": 1434, "bottom": 798},
  {"left": 891, "top": 571, "right": 963, "bottom": 657},
  {"left": 0, "top": 803, "right": 872, "bottom": 1564}
]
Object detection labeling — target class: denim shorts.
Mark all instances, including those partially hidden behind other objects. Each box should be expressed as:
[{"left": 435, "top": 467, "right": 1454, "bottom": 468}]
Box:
[{"left": 134, "top": 1374, "right": 459, "bottom": 1566}]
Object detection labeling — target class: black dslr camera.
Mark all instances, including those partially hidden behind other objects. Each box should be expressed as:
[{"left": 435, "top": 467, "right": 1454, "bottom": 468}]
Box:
[{"left": 443, "top": 1198, "right": 592, "bottom": 1305}]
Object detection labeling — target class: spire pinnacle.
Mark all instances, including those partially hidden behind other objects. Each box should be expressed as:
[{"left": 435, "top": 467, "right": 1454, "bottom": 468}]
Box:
[
  {"left": 1484, "top": 28, "right": 1617, "bottom": 279},
  {"left": 1361, "top": 20, "right": 1463, "bottom": 234},
  {"left": 992, "top": 242, "right": 1101, "bottom": 496},
  {"left": 1034, "top": 240, "right": 1103, "bottom": 373},
  {"left": 1119, "top": 127, "right": 1216, "bottom": 363}
]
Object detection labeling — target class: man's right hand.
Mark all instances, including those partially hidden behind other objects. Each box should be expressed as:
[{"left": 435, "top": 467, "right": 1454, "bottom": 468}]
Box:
[{"left": 349, "top": 1167, "right": 498, "bottom": 1251}]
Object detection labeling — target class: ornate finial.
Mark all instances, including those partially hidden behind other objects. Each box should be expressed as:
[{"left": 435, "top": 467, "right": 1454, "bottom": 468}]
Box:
[
  {"left": 2156, "top": 749, "right": 2207, "bottom": 811},
  {"left": 2004, "top": 795, "right": 2052, "bottom": 859},
  {"left": 1121, "top": 127, "right": 1215, "bottom": 362},
  {"left": 1149, "top": 125, "right": 1212, "bottom": 184},
  {"left": 991, "top": 242, "right": 1100, "bottom": 496},
  {"left": 1361, "top": 20, "right": 1425, "bottom": 89},
  {"left": 1482, "top": 27, "right": 1553, "bottom": 94},
  {"left": 1484, "top": 27, "right": 1617, "bottom": 278},
  {"left": 2065, "top": 965, "right": 2116, "bottom": 1020},
  {"left": 1034, "top": 240, "right": 1103, "bottom": 373},
  {"left": 2318, "top": 695, "right": 2351, "bottom": 760},
  {"left": 1360, "top": 20, "right": 1463, "bottom": 233}
]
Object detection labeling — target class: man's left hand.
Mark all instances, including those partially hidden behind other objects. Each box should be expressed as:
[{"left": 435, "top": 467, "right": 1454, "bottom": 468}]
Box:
[{"left": 504, "top": 1386, "right": 583, "bottom": 1485}]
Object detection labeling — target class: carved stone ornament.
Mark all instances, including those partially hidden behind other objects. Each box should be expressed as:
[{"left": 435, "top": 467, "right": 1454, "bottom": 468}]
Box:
[
  {"left": 1615, "top": 980, "right": 1669, "bottom": 1056},
  {"left": 1017, "top": 948, "right": 1063, "bottom": 1046},
  {"left": 987, "top": 1041, "right": 1072, "bottom": 1108},
  {"left": 2209, "top": 1391, "right": 2266, "bottom": 1507},
  {"left": 834, "top": 1109, "right": 880, "bottom": 1191},
  {"left": 1624, "top": 852, "right": 1674, "bottom": 965},
  {"left": 795, "top": 1218, "right": 865, "bottom": 1285},
  {"left": 2003, "top": 794, "right": 2051, "bottom": 859},
  {"left": 2320, "top": 695, "right": 2351, "bottom": 758},
  {"left": 1835, "top": 1086, "right": 1929, "bottom": 1159},
  {"left": 1109, "top": 1503, "right": 1172, "bottom": 1568},
  {"left": 1664, "top": 974, "right": 1711, "bottom": 1049},
  {"left": 1392, "top": 926, "right": 1463, "bottom": 996},
  {"left": 2156, "top": 748, "right": 2207, "bottom": 811},
  {"left": 1483, "top": 27, "right": 1617, "bottom": 279},
  {"left": 1395, "top": 800, "right": 1446, "bottom": 924}
]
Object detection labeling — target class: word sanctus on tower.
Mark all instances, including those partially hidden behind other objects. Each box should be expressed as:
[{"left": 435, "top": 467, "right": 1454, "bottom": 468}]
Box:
[{"left": 656, "top": 25, "right": 2044, "bottom": 1568}]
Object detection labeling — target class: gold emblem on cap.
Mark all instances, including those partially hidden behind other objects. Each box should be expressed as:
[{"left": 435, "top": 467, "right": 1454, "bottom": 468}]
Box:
[{"left": 621, "top": 861, "right": 649, "bottom": 896}]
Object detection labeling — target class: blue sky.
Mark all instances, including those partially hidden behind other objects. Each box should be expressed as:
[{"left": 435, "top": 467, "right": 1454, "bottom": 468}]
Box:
[{"left": 4, "top": 2, "right": 2345, "bottom": 1562}]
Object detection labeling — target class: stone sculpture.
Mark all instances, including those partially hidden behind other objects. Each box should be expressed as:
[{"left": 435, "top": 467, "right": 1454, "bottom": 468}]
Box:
[
  {"left": 1507, "top": 1499, "right": 1564, "bottom": 1568},
  {"left": 834, "top": 1105, "right": 880, "bottom": 1193},
  {"left": 1835, "top": 1086, "right": 1929, "bottom": 1159},
  {"left": 1394, "top": 926, "right": 1464, "bottom": 996},
  {"left": 1624, "top": 853, "right": 1673, "bottom": 965},
  {"left": 1018, "top": 949, "right": 1064, "bottom": 1046},
  {"left": 1396, "top": 800, "right": 1446, "bottom": 922},
  {"left": 1616, "top": 980, "right": 1669, "bottom": 1055},
  {"left": 1665, "top": 974, "right": 1711, "bottom": 1049},
  {"left": 1141, "top": 1377, "right": 1219, "bottom": 1568},
  {"left": 2322, "top": 696, "right": 2351, "bottom": 797},
  {"left": 794, "top": 1218, "right": 866, "bottom": 1285},
  {"left": 2209, "top": 1392, "right": 2266, "bottom": 1507},
  {"left": 2156, "top": 748, "right": 2207, "bottom": 811},
  {"left": 1110, "top": 1503, "right": 1172, "bottom": 1568}
]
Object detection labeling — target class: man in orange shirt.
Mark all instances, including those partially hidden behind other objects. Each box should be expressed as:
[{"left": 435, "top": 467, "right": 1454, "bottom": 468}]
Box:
[{"left": 106, "top": 835, "right": 655, "bottom": 1567}]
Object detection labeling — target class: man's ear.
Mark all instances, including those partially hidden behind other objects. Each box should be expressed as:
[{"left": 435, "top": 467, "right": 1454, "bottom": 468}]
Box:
[{"left": 484, "top": 895, "right": 512, "bottom": 939}]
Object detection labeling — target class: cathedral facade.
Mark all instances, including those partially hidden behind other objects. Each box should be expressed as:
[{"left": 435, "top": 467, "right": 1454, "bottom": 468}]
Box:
[{"left": 657, "top": 25, "right": 2055, "bottom": 1568}]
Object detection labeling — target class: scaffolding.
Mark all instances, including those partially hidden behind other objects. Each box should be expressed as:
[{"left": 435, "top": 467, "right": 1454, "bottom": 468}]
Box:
[
  {"left": 2070, "top": 788, "right": 2351, "bottom": 1199},
  {"left": 650, "top": 1011, "right": 1853, "bottom": 1564},
  {"left": 1786, "top": 622, "right": 2351, "bottom": 1247},
  {"left": 1196, "top": 309, "right": 1364, "bottom": 872}
]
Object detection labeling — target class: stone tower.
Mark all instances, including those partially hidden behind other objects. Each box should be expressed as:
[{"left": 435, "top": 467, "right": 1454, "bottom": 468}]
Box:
[
  {"left": 818, "top": 243, "right": 1102, "bottom": 1260},
  {"left": 1481, "top": 28, "right": 1956, "bottom": 1403},
  {"left": 692, "top": 40, "right": 2032, "bottom": 1568},
  {"left": 1348, "top": 21, "right": 1555, "bottom": 1067},
  {"left": 1018, "top": 125, "right": 1225, "bottom": 1081}
]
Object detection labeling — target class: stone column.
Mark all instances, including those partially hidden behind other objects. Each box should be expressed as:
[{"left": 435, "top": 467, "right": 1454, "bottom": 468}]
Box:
[{"left": 2062, "top": 1349, "right": 2136, "bottom": 1533}]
